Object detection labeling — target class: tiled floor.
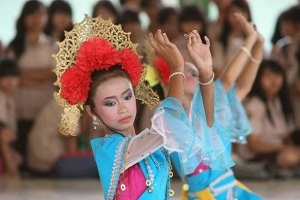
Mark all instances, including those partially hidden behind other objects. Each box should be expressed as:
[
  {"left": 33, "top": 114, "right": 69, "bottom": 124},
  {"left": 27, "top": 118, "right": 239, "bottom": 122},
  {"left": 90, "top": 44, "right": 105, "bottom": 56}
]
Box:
[{"left": 0, "top": 176, "right": 299, "bottom": 199}]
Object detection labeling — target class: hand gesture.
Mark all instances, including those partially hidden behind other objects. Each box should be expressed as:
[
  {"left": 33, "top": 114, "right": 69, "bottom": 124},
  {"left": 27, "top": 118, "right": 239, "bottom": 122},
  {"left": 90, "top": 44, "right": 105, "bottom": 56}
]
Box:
[
  {"left": 255, "top": 30, "right": 265, "bottom": 46},
  {"left": 186, "top": 30, "right": 212, "bottom": 76},
  {"left": 235, "top": 12, "right": 257, "bottom": 39},
  {"left": 149, "top": 30, "right": 184, "bottom": 72}
]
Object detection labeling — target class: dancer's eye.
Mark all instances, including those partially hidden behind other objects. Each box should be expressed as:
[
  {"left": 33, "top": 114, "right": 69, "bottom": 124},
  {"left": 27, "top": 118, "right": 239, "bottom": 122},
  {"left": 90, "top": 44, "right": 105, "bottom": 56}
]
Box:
[{"left": 104, "top": 101, "right": 116, "bottom": 107}]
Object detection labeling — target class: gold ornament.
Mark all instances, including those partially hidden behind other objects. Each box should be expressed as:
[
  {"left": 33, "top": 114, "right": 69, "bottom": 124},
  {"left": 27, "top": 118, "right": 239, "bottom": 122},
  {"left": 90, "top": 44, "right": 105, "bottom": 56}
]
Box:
[{"left": 53, "top": 15, "right": 159, "bottom": 136}]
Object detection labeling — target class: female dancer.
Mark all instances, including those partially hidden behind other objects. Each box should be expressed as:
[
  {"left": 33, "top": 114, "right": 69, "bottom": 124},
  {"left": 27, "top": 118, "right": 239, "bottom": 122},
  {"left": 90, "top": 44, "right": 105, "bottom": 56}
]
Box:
[
  {"left": 53, "top": 15, "right": 214, "bottom": 199},
  {"left": 154, "top": 13, "right": 264, "bottom": 199}
]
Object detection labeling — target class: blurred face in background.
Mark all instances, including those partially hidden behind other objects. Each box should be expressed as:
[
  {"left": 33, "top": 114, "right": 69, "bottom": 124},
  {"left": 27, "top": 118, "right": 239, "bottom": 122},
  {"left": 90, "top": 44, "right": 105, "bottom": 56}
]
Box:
[
  {"left": 95, "top": 7, "right": 118, "bottom": 23},
  {"left": 24, "top": 6, "right": 47, "bottom": 32},
  {"left": 52, "top": 12, "right": 72, "bottom": 33},
  {"left": 227, "top": 5, "right": 249, "bottom": 30},
  {"left": 0, "top": 76, "right": 19, "bottom": 95},
  {"left": 144, "top": 0, "right": 162, "bottom": 20},
  {"left": 161, "top": 14, "right": 178, "bottom": 41},
  {"left": 180, "top": 20, "right": 203, "bottom": 34},
  {"left": 280, "top": 20, "right": 298, "bottom": 37},
  {"left": 260, "top": 67, "right": 284, "bottom": 98}
]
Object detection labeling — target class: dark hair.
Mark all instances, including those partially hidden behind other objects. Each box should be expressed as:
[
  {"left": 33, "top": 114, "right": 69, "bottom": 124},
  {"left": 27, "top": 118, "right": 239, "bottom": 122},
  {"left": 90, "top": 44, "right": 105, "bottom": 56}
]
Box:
[
  {"left": 92, "top": 0, "right": 119, "bottom": 23},
  {"left": 44, "top": 0, "right": 73, "bottom": 41},
  {"left": 140, "top": 0, "right": 161, "bottom": 9},
  {"left": 157, "top": 7, "right": 177, "bottom": 25},
  {"left": 290, "top": 129, "right": 300, "bottom": 146},
  {"left": 271, "top": 12, "right": 284, "bottom": 45},
  {"left": 281, "top": 5, "right": 300, "bottom": 23},
  {"left": 219, "top": 0, "right": 252, "bottom": 49},
  {"left": 0, "top": 121, "right": 7, "bottom": 130},
  {"left": 0, "top": 58, "right": 20, "bottom": 77},
  {"left": 249, "top": 59, "right": 294, "bottom": 125},
  {"left": 9, "top": 0, "right": 46, "bottom": 59},
  {"left": 120, "top": 9, "right": 140, "bottom": 25},
  {"left": 178, "top": 5, "right": 207, "bottom": 41},
  {"left": 119, "top": 0, "right": 126, "bottom": 5},
  {"left": 86, "top": 66, "right": 131, "bottom": 114}
]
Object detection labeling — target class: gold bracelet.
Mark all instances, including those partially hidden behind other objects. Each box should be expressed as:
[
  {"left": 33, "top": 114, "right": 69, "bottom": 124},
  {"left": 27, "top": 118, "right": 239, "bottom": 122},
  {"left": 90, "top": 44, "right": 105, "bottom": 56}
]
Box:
[
  {"left": 169, "top": 71, "right": 185, "bottom": 82},
  {"left": 199, "top": 72, "right": 214, "bottom": 86}
]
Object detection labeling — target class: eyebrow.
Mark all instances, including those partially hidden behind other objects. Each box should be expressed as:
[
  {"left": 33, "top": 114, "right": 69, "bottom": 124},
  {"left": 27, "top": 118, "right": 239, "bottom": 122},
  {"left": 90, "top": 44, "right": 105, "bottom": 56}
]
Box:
[{"left": 103, "top": 88, "right": 132, "bottom": 100}]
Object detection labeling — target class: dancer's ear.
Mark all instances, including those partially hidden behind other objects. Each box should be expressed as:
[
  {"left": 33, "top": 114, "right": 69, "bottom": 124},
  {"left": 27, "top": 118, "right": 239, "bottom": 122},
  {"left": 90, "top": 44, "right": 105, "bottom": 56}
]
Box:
[{"left": 85, "top": 105, "right": 94, "bottom": 118}]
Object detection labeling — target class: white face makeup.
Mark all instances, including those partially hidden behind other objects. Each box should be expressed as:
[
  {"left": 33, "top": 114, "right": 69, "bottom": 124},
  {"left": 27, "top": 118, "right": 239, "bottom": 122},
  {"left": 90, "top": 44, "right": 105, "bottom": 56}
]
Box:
[
  {"left": 184, "top": 62, "right": 199, "bottom": 96},
  {"left": 93, "top": 77, "right": 137, "bottom": 135}
]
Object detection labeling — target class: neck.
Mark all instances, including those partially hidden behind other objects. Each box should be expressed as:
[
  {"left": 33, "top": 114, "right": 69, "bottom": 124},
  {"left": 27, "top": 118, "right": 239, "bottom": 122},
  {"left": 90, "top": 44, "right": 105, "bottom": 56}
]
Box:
[
  {"left": 266, "top": 94, "right": 276, "bottom": 102},
  {"left": 26, "top": 31, "right": 40, "bottom": 45},
  {"left": 124, "top": 126, "right": 136, "bottom": 136},
  {"left": 103, "top": 127, "right": 136, "bottom": 137}
]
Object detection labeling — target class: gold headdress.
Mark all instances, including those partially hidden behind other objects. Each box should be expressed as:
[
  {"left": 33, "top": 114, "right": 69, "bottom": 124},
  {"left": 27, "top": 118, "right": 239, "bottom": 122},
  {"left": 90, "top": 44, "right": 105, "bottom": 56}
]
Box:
[{"left": 53, "top": 15, "right": 159, "bottom": 136}]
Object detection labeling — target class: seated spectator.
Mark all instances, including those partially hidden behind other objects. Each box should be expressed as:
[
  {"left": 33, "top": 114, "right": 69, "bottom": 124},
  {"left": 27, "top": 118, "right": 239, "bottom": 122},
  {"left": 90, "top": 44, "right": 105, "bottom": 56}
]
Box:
[
  {"left": 0, "top": 59, "right": 21, "bottom": 176},
  {"left": 5, "top": 0, "right": 56, "bottom": 167},
  {"left": 120, "top": 9, "right": 144, "bottom": 55},
  {"left": 27, "top": 99, "right": 98, "bottom": 178},
  {"left": 271, "top": 5, "right": 300, "bottom": 129},
  {"left": 236, "top": 60, "right": 300, "bottom": 178},
  {"left": 140, "top": 0, "right": 162, "bottom": 33},
  {"left": 174, "top": 4, "right": 207, "bottom": 62},
  {"left": 45, "top": 0, "right": 73, "bottom": 42},
  {"left": 156, "top": 7, "right": 179, "bottom": 43},
  {"left": 211, "top": 0, "right": 252, "bottom": 74}
]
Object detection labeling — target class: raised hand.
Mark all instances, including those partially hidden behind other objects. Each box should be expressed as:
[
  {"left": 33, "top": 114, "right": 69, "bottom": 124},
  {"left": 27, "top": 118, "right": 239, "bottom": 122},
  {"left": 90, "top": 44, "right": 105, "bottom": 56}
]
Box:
[
  {"left": 149, "top": 30, "right": 185, "bottom": 101},
  {"left": 235, "top": 12, "right": 257, "bottom": 40},
  {"left": 149, "top": 29, "right": 184, "bottom": 73},
  {"left": 255, "top": 30, "right": 265, "bottom": 46},
  {"left": 185, "top": 30, "right": 213, "bottom": 80}
]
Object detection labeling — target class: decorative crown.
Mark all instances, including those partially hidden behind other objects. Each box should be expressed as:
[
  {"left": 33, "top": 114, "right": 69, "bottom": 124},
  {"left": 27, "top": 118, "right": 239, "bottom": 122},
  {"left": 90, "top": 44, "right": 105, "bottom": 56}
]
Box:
[{"left": 53, "top": 15, "right": 159, "bottom": 136}]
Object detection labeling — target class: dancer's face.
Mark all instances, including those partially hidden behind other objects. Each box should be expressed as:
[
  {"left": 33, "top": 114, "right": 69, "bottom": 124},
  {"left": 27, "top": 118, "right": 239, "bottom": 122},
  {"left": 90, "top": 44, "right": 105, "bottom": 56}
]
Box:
[{"left": 93, "top": 77, "right": 137, "bottom": 135}]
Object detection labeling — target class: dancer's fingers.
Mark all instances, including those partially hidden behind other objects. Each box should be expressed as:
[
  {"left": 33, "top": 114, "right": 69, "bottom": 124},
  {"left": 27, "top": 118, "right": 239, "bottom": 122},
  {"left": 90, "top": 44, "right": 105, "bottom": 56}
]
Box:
[
  {"left": 193, "top": 30, "right": 201, "bottom": 43},
  {"left": 204, "top": 36, "right": 210, "bottom": 47},
  {"left": 162, "top": 32, "right": 171, "bottom": 44},
  {"left": 149, "top": 33, "right": 158, "bottom": 50}
]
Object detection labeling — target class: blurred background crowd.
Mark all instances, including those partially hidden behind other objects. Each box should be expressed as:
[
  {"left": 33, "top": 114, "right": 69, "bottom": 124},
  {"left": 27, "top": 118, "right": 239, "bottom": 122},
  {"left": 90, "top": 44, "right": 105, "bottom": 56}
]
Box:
[{"left": 0, "top": 0, "right": 299, "bottom": 182}]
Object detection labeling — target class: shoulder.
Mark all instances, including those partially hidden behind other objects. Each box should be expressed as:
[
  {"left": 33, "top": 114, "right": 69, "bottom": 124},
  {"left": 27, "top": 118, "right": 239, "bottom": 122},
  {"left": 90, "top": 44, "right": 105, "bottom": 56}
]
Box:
[
  {"left": 90, "top": 134, "right": 127, "bottom": 150},
  {"left": 245, "top": 96, "right": 263, "bottom": 105},
  {"left": 244, "top": 96, "right": 266, "bottom": 115}
]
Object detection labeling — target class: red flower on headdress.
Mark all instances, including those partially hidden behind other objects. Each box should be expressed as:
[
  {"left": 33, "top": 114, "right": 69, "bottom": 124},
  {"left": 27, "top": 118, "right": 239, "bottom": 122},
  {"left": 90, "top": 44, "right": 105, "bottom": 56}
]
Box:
[
  {"left": 119, "top": 49, "right": 143, "bottom": 86},
  {"left": 75, "top": 38, "right": 119, "bottom": 72},
  {"left": 154, "top": 57, "right": 171, "bottom": 84},
  {"left": 60, "top": 37, "right": 143, "bottom": 105},
  {"left": 61, "top": 67, "right": 91, "bottom": 104}
]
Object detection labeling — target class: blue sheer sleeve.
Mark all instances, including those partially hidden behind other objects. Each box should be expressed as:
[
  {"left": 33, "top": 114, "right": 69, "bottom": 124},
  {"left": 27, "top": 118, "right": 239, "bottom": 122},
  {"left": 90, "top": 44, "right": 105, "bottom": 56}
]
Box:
[
  {"left": 153, "top": 97, "right": 205, "bottom": 175},
  {"left": 227, "top": 85, "right": 253, "bottom": 143},
  {"left": 190, "top": 82, "right": 235, "bottom": 171}
]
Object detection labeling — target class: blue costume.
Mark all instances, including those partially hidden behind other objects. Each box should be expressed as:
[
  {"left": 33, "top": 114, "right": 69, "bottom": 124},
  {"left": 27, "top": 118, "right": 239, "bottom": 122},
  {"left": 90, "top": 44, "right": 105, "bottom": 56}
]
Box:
[
  {"left": 91, "top": 97, "right": 204, "bottom": 200},
  {"left": 171, "top": 80, "right": 262, "bottom": 200}
]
